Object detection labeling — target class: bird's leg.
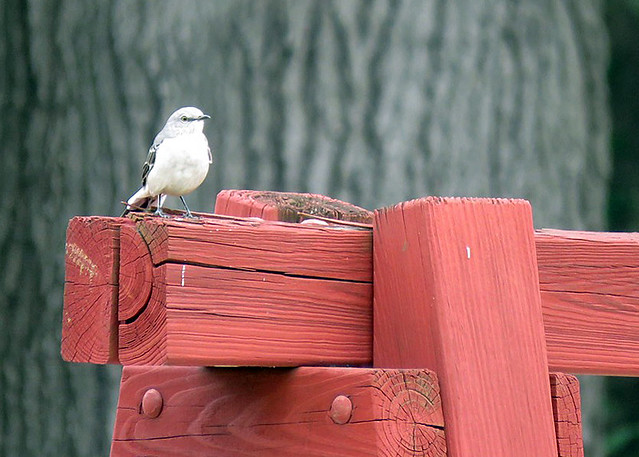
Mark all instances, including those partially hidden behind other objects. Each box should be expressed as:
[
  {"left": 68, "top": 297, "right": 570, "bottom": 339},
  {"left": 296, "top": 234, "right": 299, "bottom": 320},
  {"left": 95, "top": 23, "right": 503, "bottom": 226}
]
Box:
[
  {"left": 180, "top": 196, "right": 195, "bottom": 218},
  {"left": 154, "top": 194, "right": 170, "bottom": 218}
]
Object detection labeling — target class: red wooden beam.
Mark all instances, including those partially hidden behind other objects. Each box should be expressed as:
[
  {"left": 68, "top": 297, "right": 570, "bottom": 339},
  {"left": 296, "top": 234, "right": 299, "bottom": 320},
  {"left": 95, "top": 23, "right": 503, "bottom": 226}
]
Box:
[
  {"left": 109, "top": 367, "right": 580, "bottom": 457},
  {"left": 536, "top": 229, "right": 639, "bottom": 375},
  {"left": 550, "top": 373, "right": 584, "bottom": 457},
  {"left": 62, "top": 216, "right": 126, "bottom": 364},
  {"left": 62, "top": 191, "right": 639, "bottom": 375},
  {"left": 215, "top": 189, "right": 373, "bottom": 223},
  {"left": 119, "top": 214, "right": 372, "bottom": 365},
  {"left": 62, "top": 192, "right": 373, "bottom": 366},
  {"left": 110, "top": 366, "right": 446, "bottom": 457},
  {"left": 373, "top": 197, "right": 558, "bottom": 456}
]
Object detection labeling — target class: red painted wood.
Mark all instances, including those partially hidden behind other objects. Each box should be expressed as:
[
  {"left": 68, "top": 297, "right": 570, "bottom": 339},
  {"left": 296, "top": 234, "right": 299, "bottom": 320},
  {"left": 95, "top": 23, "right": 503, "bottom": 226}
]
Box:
[
  {"left": 62, "top": 191, "right": 639, "bottom": 374},
  {"left": 110, "top": 366, "right": 446, "bottom": 457},
  {"left": 536, "top": 229, "right": 639, "bottom": 375},
  {"left": 133, "top": 214, "right": 372, "bottom": 283},
  {"left": 119, "top": 259, "right": 372, "bottom": 365},
  {"left": 550, "top": 373, "right": 584, "bottom": 457},
  {"left": 61, "top": 216, "right": 126, "bottom": 363},
  {"left": 119, "top": 263, "right": 169, "bottom": 365},
  {"left": 118, "top": 222, "right": 153, "bottom": 322},
  {"left": 215, "top": 189, "right": 373, "bottom": 223},
  {"left": 373, "top": 197, "right": 558, "bottom": 457},
  {"left": 63, "top": 193, "right": 373, "bottom": 366}
]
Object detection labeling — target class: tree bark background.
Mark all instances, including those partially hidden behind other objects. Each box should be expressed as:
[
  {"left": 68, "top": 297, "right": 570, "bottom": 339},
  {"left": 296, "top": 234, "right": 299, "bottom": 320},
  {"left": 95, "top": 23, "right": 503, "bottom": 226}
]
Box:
[{"left": 0, "top": 1, "right": 610, "bottom": 456}]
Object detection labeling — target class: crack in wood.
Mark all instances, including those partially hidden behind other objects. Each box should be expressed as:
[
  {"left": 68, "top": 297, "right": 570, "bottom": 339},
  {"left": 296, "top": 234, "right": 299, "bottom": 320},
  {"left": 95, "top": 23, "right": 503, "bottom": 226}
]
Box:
[{"left": 155, "top": 258, "right": 372, "bottom": 285}]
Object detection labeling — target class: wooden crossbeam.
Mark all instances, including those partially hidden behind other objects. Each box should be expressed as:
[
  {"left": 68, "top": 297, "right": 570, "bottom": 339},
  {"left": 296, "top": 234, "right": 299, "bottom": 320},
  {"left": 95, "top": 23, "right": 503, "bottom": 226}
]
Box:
[
  {"left": 109, "top": 366, "right": 580, "bottom": 457},
  {"left": 551, "top": 373, "right": 584, "bottom": 457},
  {"left": 537, "top": 229, "right": 639, "bottom": 375},
  {"left": 110, "top": 366, "right": 446, "bottom": 457},
  {"left": 63, "top": 216, "right": 124, "bottom": 363},
  {"left": 62, "top": 192, "right": 639, "bottom": 375},
  {"left": 64, "top": 213, "right": 372, "bottom": 365}
]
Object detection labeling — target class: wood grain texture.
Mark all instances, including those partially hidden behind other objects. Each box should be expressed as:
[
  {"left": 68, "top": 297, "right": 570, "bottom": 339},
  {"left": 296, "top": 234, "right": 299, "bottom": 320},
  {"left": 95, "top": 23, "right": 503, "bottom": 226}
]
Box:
[
  {"left": 110, "top": 366, "right": 446, "bottom": 457},
  {"left": 373, "top": 197, "right": 557, "bottom": 457},
  {"left": 116, "top": 212, "right": 372, "bottom": 366},
  {"left": 119, "top": 264, "right": 169, "bottom": 365},
  {"left": 64, "top": 210, "right": 639, "bottom": 374},
  {"left": 215, "top": 189, "right": 373, "bottom": 223},
  {"left": 6, "top": 1, "right": 610, "bottom": 454},
  {"left": 550, "top": 373, "right": 584, "bottom": 457},
  {"left": 536, "top": 229, "right": 639, "bottom": 375},
  {"left": 119, "top": 260, "right": 372, "bottom": 365},
  {"left": 118, "top": 222, "right": 153, "bottom": 322},
  {"left": 62, "top": 216, "right": 125, "bottom": 363},
  {"left": 134, "top": 213, "right": 372, "bottom": 283}
]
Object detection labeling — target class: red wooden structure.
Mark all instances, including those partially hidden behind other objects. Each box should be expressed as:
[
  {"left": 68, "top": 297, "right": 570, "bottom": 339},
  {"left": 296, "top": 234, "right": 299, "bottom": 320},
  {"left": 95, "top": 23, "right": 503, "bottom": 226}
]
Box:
[{"left": 62, "top": 189, "right": 639, "bottom": 456}]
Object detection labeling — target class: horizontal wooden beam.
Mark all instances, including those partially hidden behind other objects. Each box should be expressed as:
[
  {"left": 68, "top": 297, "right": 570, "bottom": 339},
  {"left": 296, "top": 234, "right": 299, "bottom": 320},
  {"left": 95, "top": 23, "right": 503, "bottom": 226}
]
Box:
[
  {"left": 536, "top": 229, "right": 639, "bottom": 375},
  {"left": 62, "top": 192, "right": 639, "bottom": 375},
  {"left": 63, "top": 213, "right": 372, "bottom": 366},
  {"left": 62, "top": 217, "right": 124, "bottom": 364},
  {"left": 109, "top": 366, "right": 580, "bottom": 457},
  {"left": 110, "top": 366, "right": 446, "bottom": 457}
]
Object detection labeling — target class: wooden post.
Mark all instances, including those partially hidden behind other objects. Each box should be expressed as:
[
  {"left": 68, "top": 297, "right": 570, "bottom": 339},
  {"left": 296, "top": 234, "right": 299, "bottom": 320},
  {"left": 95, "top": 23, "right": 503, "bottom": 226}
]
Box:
[
  {"left": 550, "top": 373, "right": 584, "bottom": 457},
  {"left": 374, "top": 197, "right": 558, "bottom": 456}
]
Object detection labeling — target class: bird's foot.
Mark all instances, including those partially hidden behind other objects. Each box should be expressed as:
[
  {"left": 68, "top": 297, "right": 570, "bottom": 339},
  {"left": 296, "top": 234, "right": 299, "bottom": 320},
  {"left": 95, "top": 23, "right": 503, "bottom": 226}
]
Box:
[
  {"left": 179, "top": 196, "right": 198, "bottom": 219},
  {"left": 154, "top": 207, "right": 170, "bottom": 218}
]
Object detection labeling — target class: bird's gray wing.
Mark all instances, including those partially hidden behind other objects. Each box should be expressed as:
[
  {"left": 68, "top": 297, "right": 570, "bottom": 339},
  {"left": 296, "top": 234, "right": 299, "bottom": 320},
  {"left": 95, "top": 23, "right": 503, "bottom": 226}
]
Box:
[{"left": 141, "top": 141, "right": 161, "bottom": 187}]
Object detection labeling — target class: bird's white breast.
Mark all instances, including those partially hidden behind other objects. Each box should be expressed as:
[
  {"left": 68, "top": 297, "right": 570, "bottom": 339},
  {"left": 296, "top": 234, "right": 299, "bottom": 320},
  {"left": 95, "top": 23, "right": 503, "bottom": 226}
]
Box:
[{"left": 145, "top": 133, "right": 210, "bottom": 197}]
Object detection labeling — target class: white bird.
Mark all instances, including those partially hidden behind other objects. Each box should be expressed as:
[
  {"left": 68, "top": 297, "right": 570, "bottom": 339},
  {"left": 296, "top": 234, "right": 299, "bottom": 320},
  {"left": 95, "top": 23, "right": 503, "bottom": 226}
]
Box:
[{"left": 121, "top": 106, "right": 212, "bottom": 218}]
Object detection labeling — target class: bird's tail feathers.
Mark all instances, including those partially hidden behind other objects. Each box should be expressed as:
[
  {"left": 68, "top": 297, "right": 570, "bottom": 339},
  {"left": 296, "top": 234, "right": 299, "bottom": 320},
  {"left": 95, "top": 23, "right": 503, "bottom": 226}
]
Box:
[{"left": 120, "top": 188, "right": 158, "bottom": 217}]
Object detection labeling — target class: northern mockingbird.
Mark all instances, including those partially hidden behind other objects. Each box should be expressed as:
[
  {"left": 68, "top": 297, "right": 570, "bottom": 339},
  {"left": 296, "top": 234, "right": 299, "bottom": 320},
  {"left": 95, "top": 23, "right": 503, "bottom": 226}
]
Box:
[{"left": 121, "top": 106, "right": 212, "bottom": 218}]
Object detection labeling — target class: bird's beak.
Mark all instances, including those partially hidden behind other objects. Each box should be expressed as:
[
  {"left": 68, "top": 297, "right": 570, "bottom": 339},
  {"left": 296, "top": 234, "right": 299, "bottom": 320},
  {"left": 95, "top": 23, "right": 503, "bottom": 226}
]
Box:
[{"left": 198, "top": 114, "right": 211, "bottom": 120}]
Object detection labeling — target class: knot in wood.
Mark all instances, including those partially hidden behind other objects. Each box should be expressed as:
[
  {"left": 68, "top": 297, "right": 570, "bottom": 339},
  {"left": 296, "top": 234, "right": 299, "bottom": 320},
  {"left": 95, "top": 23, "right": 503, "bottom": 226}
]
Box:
[
  {"left": 329, "top": 395, "right": 353, "bottom": 424},
  {"left": 141, "top": 388, "right": 163, "bottom": 418}
]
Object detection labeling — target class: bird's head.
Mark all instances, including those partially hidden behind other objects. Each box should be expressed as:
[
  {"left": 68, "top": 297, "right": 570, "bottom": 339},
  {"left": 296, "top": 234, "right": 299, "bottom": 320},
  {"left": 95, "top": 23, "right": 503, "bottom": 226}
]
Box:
[{"left": 163, "top": 106, "right": 211, "bottom": 136}]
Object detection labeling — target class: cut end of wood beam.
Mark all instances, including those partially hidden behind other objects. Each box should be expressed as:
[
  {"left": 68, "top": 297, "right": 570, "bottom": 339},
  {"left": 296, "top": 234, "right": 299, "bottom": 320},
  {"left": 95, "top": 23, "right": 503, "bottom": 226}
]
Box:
[{"left": 61, "top": 216, "right": 124, "bottom": 364}]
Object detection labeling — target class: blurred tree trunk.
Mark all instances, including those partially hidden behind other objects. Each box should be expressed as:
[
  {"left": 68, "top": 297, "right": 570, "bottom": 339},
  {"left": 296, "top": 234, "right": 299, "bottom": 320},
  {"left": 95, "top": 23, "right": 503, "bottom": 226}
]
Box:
[
  {"left": 604, "top": 2, "right": 639, "bottom": 457},
  {"left": 0, "top": 0, "right": 609, "bottom": 456}
]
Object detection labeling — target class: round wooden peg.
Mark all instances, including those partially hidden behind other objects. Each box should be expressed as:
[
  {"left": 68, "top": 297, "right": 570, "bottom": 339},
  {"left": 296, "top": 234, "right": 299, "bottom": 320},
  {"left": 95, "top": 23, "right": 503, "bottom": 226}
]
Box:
[
  {"left": 141, "top": 388, "right": 163, "bottom": 418},
  {"left": 329, "top": 395, "right": 353, "bottom": 424}
]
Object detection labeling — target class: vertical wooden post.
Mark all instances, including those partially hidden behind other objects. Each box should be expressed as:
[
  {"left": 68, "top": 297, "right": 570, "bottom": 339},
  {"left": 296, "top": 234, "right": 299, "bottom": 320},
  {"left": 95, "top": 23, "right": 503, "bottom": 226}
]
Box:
[
  {"left": 374, "top": 197, "right": 558, "bottom": 456},
  {"left": 550, "top": 373, "right": 584, "bottom": 457}
]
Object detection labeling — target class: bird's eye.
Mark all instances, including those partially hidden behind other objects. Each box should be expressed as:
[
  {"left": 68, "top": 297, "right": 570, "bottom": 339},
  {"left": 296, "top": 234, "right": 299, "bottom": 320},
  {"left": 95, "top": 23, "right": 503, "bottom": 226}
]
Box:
[{"left": 180, "top": 115, "right": 188, "bottom": 122}]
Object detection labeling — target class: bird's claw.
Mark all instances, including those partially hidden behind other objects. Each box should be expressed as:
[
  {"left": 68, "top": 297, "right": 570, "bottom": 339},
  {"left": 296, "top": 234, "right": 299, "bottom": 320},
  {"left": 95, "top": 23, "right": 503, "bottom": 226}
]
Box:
[{"left": 154, "top": 208, "right": 170, "bottom": 218}]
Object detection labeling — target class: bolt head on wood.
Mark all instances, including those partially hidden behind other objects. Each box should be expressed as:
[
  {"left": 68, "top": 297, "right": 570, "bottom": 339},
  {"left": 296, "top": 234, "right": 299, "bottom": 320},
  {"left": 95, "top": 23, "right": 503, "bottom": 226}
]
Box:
[
  {"left": 329, "top": 395, "right": 353, "bottom": 424},
  {"left": 141, "top": 388, "right": 163, "bottom": 418}
]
